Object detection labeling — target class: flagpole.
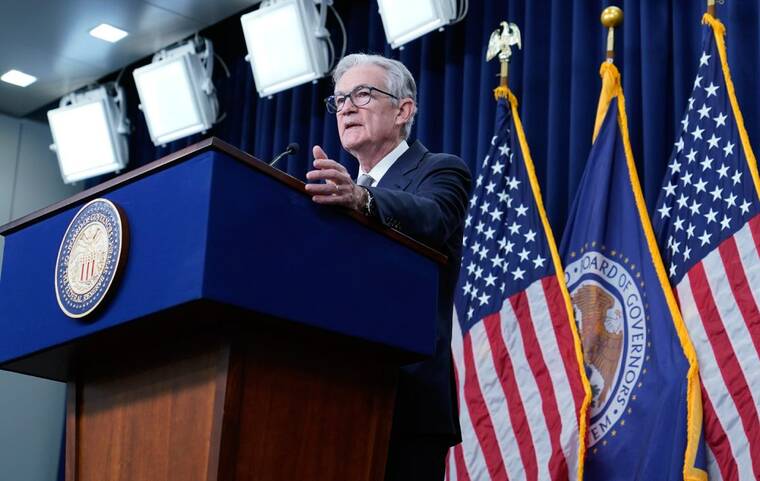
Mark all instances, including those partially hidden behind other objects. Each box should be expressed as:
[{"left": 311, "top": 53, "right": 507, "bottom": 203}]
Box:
[
  {"left": 707, "top": 0, "right": 716, "bottom": 17},
  {"left": 601, "top": 6, "right": 623, "bottom": 62}
]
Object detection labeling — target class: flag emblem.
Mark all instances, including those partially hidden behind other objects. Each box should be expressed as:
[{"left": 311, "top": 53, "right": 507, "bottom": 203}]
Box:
[{"left": 565, "top": 250, "right": 647, "bottom": 446}]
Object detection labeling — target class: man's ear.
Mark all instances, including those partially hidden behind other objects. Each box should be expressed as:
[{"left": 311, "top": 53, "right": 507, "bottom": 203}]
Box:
[{"left": 395, "top": 98, "right": 415, "bottom": 127}]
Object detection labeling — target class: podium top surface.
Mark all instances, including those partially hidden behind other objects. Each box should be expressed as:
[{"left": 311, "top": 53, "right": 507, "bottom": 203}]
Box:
[
  {"left": 0, "top": 138, "right": 445, "bottom": 264},
  {"left": 0, "top": 138, "right": 444, "bottom": 379}
]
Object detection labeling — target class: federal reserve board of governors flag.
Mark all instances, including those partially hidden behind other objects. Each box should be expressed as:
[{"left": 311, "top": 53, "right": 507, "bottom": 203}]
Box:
[
  {"left": 447, "top": 89, "right": 590, "bottom": 481},
  {"left": 559, "top": 62, "right": 705, "bottom": 481},
  {"left": 653, "top": 14, "right": 760, "bottom": 481}
]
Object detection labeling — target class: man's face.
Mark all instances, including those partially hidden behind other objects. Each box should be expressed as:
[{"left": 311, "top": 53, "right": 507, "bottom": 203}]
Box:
[{"left": 334, "top": 64, "right": 401, "bottom": 156}]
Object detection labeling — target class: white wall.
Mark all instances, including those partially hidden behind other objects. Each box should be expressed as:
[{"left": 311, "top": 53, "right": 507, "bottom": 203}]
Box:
[{"left": 0, "top": 114, "right": 82, "bottom": 481}]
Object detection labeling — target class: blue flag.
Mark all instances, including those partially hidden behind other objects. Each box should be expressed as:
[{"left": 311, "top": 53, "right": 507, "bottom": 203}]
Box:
[{"left": 559, "top": 63, "right": 705, "bottom": 481}]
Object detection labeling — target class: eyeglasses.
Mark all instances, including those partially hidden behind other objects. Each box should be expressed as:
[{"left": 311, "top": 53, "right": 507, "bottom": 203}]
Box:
[{"left": 324, "top": 85, "right": 398, "bottom": 113}]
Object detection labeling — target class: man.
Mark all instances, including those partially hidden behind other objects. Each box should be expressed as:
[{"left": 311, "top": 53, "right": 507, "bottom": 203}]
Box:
[{"left": 304, "top": 53, "right": 472, "bottom": 480}]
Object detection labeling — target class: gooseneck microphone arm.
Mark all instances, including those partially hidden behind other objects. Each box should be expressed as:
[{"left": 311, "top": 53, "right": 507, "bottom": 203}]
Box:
[{"left": 269, "top": 142, "right": 300, "bottom": 167}]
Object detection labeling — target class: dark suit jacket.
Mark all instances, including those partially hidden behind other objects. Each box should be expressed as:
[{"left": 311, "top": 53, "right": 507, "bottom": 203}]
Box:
[{"left": 366, "top": 140, "right": 472, "bottom": 443}]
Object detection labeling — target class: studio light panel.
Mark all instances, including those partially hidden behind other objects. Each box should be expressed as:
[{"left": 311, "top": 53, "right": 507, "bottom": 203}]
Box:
[
  {"left": 378, "top": 0, "right": 457, "bottom": 48},
  {"left": 133, "top": 52, "right": 214, "bottom": 146},
  {"left": 241, "top": 0, "right": 329, "bottom": 97},
  {"left": 47, "top": 88, "right": 128, "bottom": 184}
]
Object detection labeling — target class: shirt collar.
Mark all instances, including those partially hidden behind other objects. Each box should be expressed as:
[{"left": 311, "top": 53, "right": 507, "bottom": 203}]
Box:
[{"left": 357, "top": 140, "right": 409, "bottom": 186}]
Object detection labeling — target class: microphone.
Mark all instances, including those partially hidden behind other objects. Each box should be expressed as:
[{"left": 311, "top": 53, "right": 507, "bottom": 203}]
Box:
[{"left": 269, "top": 142, "right": 300, "bottom": 167}]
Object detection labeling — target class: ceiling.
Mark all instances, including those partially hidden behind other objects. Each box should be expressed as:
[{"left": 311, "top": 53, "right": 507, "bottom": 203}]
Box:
[{"left": 0, "top": 0, "right": 262, "bottom": 117}]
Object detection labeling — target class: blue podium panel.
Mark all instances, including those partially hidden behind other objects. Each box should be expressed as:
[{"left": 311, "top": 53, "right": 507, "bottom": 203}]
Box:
[
  {"left": 203, "top": 153, "right": 438, "bottom": 355},
  {"left": 0, "top": 154, "right": 215, "bottom": 363},
  {"left": 0, "top": 144, "right": 439, "bottom": 369}
]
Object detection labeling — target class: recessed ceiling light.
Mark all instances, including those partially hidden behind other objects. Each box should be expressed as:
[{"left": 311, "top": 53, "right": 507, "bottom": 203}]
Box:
[
  {"left": 1, "top": 69, "right": 37, "bottom": 87},
  {"left": 89, "top": 23, "right": 129, "bottom": 43}
]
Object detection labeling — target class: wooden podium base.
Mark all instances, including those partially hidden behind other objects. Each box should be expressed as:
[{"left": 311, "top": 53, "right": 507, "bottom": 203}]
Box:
[{"left": 65, "top": 317, "right": 398, "bottom": 481}]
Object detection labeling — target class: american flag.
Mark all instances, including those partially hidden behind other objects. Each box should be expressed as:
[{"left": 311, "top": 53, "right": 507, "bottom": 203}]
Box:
[
  {"left": 447, "top": 93, "right": 588, "bottom": 481},
  {"left": 653, "top": 16, "right": 760, "bottom": 481}
]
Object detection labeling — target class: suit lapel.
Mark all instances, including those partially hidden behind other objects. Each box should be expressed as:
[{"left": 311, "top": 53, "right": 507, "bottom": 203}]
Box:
[{"left": 376, "top": 140, "right": 427, "bottom": 191}]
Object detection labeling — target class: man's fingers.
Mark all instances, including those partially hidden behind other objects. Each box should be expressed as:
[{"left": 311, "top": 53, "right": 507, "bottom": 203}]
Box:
[
  {"left": 312, "top": 158, "right": 347, "bottom": 173},
  {"left": 311, "top": 194, "right": 352, "bottom": 205},
  {"left": 306, "top": 168, "right": 349, "bottom": 182},
  {"left": 305, "top": 183, "right": 344, "bottom": 195},
  {"left": 312, "top": 145, "right": 328, "bottom": 160}
]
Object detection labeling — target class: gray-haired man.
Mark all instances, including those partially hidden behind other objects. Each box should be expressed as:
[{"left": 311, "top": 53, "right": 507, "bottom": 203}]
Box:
[{"left": 305, "top": 54, "right": 471, "bottom": 480}]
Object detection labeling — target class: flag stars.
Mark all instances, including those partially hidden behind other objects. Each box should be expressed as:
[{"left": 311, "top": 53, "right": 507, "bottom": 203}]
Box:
[
  {"left": 694, "top": 178, "right": 708, "bottom": 193},
  {"left": 707, "top": 134, "right": 721, "bottom": 149},
  {"left": 507, "top": 177, "right": 521, "bottom": 190},
  {"left": 498, "top": 144, "right": 510, "bottom": 157},
  {"left": 717, "top": 163, "right": 730, "bottom": 178},
  {"left": 478, "top": 292, "right": 490, "bottom": 306},
  {"left": 533, "top": 255, "right": 546, "bottom": 269},
  {"left": 669, "top": 263, "right": 677, "bottom": 278},
  {"left": 675, "top": 137, "right": 685, "bottom": 152},
  {"left": 508, "top": 221, "right": 521, "bottom": 235},
  {"left": 484, "top": 273, "right": 497, "bottom": 287},
  {"left": 693, "top": 76, "right": 703, "bottom": 90},
  {"left": 723, "top": 141, "right": 735, "bottom": 157},
  {"left": 740, "top": 199, "right": 752, "bottom": 215},
  {"left": 699, "top": 51, "right": 711, "bottom": 66},
  {"left": 725, "top": 192, "right": 737, "bottom": 208},
  {"left": 662, "top": 181, "right": 677, "bottom": 197},
  {"left": 709, "top": 185, "right": 723, "bottom": 201},
  {"left": 484, "top": 226, "right": 496, "bottom": 240},
  {"left": 476, "top": 175, "right": 484, "bottom": 187},
  {"left": 524, "top": 229, "right": 537, "bottom": 243},
  {"left": 685, "top": 149, "right": 698, "bottom": 163},
  {"left": 691, "top": 125, "right": 704, "bottom": 140},
  {"left": 515, "top": 203, "right": 529, "bottom": 217},
  {"left": 732, "top": 170, "right": 742, "bottom": 185},
  {"left": 485, "top": 181, "right": 496, "bottom": 194},
  {"left": 704, "top": 208, "right": 718, "bottom": 224},
  {"left": 518, "top": 248, "right": 530, "bottom": 262},
  {"left": 677, "top": 193, "right": 689, "bottom": 209},
  {"left": 475, "top": 222, "right": 485, "bottom": 234},
  {"left": 681, "top": 171, "right": 693, "bottom": 186},
  {"left": 474, "top": 266, "right": 484, "bottom": 279},
  {"left": 491, "top": 254, "right": 504, "bottom": 269},
  {"left": 705, "top": 82, "right": 720, "bottom": 97},
  {"left": 697, "top": 104, "right": 712, "bottom": 119},
  {"left": 479, "top": 201, "right": 491, "bottom": 215},
  {"left": 669, "top": 159, "right": 682, "bottom": 174},
  {"left": 683, "top": 246, "right": 692, "bottom": 260},
  {"left": 491, "top": 161, "right": 505, "bottom": 175},
  {"left": 657, "top": 203, "right": 672, "bottom": 219},
  {"left": 699, "top": 230, "right": 712, "bottom": 246},
  {"left": 720, "top": 215, "right": 731, "bottom": 230},
  {"left": 714, "top": 112, "right": 728, "bottom": 127},
  {"left": 512, "top": 267, "right": 526, "bottom": 280},
  {"left": 689, "top": 200, "right": 702, "bottom": 215},
  {"left": 700, "top": 156, "right": 713, "bottom": 171},
  {"left": 497, "top": 191, "right": 511, "bottom": 204},
  {"left": 489, "top": 208, "right": 503, "bottom": 222},
  {"left": 673, "top": 216, "right": 685, "bottom": 231},
  {"left": 686, "top": 223, "right": 696, "bottom": 239}
]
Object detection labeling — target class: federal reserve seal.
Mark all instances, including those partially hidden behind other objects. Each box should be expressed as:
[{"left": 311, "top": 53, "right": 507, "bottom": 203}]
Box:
[
  {"left": 55, "top": 198, "right": 128, "bottom": 319},
  {"left": 565, "top": 250, "right": 647, "bottom": 446}
]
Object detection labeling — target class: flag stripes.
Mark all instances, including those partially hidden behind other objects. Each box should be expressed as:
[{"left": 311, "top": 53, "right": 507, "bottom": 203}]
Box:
[{"left": 452, "top": 278, "right": 583, "bottom": 481}]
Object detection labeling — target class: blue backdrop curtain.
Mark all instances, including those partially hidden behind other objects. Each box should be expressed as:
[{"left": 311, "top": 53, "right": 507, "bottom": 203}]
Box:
[{"left": 101, "top": 0, "right": 760, "bottom": 240}]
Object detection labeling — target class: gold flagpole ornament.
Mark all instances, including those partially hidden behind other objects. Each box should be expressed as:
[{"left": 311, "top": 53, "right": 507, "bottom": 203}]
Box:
[
  {"left": 601, "top": 6, "right": 623, "bottom": 62},
  {"left": 707, "top": 0, "right": 716, "bottom": 17},
  {"left": 487, "top": 21, "right": 521, "bottom": 100}
]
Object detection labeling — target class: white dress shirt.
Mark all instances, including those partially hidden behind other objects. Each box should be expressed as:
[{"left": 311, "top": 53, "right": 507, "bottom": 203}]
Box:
[{"left": 357, "top": 140, "right": 409, "bottom": 186}]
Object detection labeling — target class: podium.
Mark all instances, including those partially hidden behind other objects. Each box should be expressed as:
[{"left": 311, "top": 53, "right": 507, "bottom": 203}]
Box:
[{"left": 0, "top": 138, "right": 445, "bottom": 481}]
